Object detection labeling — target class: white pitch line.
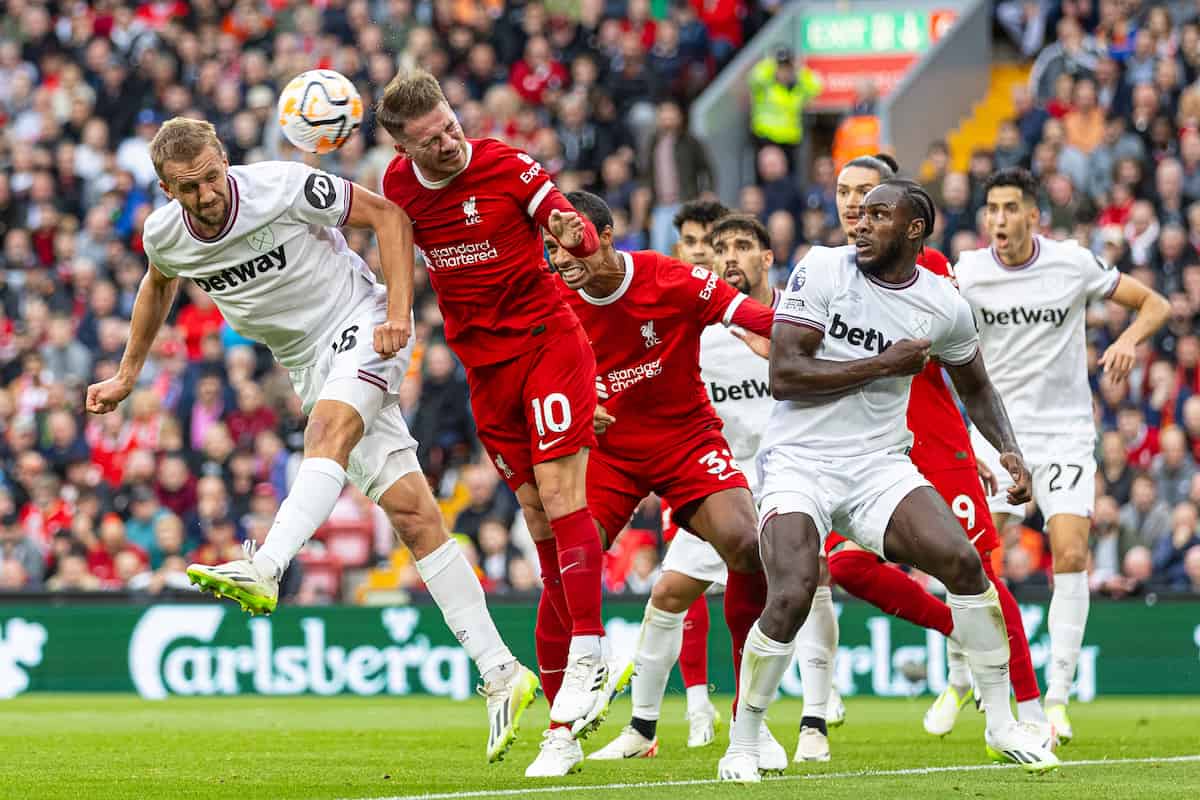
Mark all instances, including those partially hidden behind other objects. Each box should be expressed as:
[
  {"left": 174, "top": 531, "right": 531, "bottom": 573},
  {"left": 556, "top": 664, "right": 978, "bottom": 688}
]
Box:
[{"left": 344, "top": 754, "right": 1200, "bottom": 800}]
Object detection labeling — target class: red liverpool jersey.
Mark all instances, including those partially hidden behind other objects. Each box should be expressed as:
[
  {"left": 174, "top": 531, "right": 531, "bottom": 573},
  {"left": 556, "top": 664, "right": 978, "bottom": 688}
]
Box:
[
  {"left": 910, "top": 248, "right": 976, "bottom": 472},
  {"left": 383, "top": 138, "right": 582, "bottom": 368},
  {"left": 557, "top": 250, "right": 773, "bottom": 459}
]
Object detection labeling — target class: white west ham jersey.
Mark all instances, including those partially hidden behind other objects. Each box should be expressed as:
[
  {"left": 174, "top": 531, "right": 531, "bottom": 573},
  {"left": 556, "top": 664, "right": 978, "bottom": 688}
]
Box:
[
  {"left": 700, "top": 289, "right": 777, "bottom": 475},
  {"left": 955, "top": 235, "right": 1119, "bottom": 437},
  {"left": 760, "top": 246, "right": 978, "bottom": 459},
  {"left": 143, "top": 162, "right": 379, "bottom": 368}
]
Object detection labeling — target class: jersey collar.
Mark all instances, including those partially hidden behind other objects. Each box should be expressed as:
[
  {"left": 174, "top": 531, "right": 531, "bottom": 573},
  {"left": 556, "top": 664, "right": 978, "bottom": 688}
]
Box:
[
  {"left": 182, "top": 174, "right": 239, "bottom": 243},
  {"left": 412, "top": 141, "right": 474, "bottom": 190},
  {"left": 991, "top": 235, "right": 1041, "bottom": 270},
  {"left": 578, "top": 250, "right": 635, "bottom": 306}
]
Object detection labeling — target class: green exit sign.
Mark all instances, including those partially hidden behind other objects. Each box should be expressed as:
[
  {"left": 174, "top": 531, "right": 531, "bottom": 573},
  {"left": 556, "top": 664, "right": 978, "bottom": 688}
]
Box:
[{"left": 802, "top": 11, "right": 952, "bottom": 55}]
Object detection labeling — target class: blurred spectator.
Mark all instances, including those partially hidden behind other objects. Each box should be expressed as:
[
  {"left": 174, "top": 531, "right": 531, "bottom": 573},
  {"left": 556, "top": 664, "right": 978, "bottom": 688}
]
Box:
[
  {"left": 1097, "top": 544, "right": 1155, "bottom": 598},
  {"left": 187, "top": 516, "right": 243, "bottom": 567},
  {"left": 623, "top": 543, "right": 661, "bottom": 594},
  {"left": 748, "top": 47, "right": 820, "bottom": 176},
  {"left": 1119, "top": 473, "right": 1173, "bottom": 549},
  {"left": 1030, "top": 17, "right": 1104, "bottom": 102},
  {"left": 87, "top": 513, "right": 148, "bottom": 587},
  {"left": 451, "top": 462, "right": 517, "bottom": 545},
  {"left": 1151, "top": 427, "right": 1198, "bottom": 507},
  {"left": 477, "top": 517, "right": 519, "bottom": 591},
  {"left": 0, "top": 510, "right": 43, "bottom": 587},
  {"left": 1090, "top": 495, "right": 1139, "bottom": 587},
  {"left": 1100, "top": 430, "right": 1135, "bottom": 503},
  {"left": 1153, "top": 500, "right": 1200, "bottom": 588},
  {"left": 644, "top": 99, "right": 713, "bottom": 253}
]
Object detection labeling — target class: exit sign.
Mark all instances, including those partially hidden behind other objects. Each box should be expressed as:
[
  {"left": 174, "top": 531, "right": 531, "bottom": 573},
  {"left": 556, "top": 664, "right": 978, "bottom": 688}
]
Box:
[{"left": 801, "top": 10, "right": 957, "bottom": 55}]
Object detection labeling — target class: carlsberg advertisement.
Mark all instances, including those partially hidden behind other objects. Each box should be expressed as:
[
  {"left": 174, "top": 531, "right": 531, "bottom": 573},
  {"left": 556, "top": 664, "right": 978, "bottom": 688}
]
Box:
[{"left": 0, "top": 600, "right": 1197, "bottom": 700}]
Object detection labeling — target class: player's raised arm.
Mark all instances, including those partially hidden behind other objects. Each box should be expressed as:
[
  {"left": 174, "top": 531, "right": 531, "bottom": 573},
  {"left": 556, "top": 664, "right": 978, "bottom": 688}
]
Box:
[
  {"left": 768, "top": 322, "right": 929, "bottom": 400},
  {"left": 945, "top": 352, "right": 1032, "bottom": 505},
  {"left": 1099, "top": 273, "right": 1169, "bottom": 382},
  {"left": 86, "top": 265, "right": 180, "bottom": 414},
  {"left": 536, "top": 191, "right": 599, "bottom": 257},
  {"left": 342, "top": 183, "right": 416, "bottom": 357}
]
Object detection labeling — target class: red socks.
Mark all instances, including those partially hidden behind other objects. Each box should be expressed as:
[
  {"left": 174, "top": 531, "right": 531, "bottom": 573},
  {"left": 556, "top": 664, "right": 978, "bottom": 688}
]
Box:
[
  {"left": 828, "top": 548, "right": 953, "bottom": 636},
  {"left": 724, "top": 568, "right": 768, "bottom": 708},
  {"left": 535, "top": 590, "right": 570, "bottom": 708},
  {"left": 679, "top": 595, "right": 710, "bottom": 689},
  {"left": 986, "top": 557, "right": 1040, "bottom": 702},
  {"left": 550, "top": 508, "right": 605, "bottom": 637}
]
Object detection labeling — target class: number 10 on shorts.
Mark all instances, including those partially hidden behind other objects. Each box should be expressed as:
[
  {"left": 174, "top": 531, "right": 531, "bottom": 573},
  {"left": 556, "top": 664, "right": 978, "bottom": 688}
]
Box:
[{"left": 532, "top": 393, "right": 572, "bottom": 440}]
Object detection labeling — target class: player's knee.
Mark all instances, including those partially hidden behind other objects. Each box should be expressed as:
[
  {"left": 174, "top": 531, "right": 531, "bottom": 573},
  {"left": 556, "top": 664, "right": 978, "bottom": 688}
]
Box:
[
  {"left": 763, "top": 579, "right": 815, "bottom": 641},
  {"left": 650, "top": 578, "right": 692, "bottom": 614},
  {"left": 304, "top": 407, "right": 363, "bottom": 462},
  {"left": 941, "top": 543, "right": 986, "bottom": 595},
  {"left": 1052, "top": 543, "right": 1088, "bottom": 573},
  {"left": 724, "top": 532, "right": 762, "bottom": 573}
]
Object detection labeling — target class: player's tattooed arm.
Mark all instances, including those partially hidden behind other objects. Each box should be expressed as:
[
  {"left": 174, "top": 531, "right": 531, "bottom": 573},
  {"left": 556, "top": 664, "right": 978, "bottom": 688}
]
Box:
[
  {"left": 768, "top": 322, "right": 929, "bottom": 400},
  {"left": 946, "top": 352, "right": 1032, "bottom": 504},
  {"left": 86, "top": 265, "right": 180, "bottom": 414},
  {"left": 344, "top": 183, "right": 416, "bottom": 356}
]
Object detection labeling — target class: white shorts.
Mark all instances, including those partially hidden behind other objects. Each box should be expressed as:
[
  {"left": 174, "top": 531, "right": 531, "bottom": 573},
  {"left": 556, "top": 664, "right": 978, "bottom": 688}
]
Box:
[
  {"left": 289, "top": 288, "right": 420, "bottom": 503},
  {"left": 969, "top": 428, "right": 1096, "bottom": 522},
  {"left": 755, "top": 445, "right": 930, "bottom": 557},
  {"left": 661, "top": 529, "right": 728, "bottom": 586}
]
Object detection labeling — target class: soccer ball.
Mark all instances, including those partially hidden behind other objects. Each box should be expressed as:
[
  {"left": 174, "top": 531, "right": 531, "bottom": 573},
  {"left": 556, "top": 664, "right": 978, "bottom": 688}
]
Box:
[{"left": 277, "top": 70, "right": 363, "bottom": 154}]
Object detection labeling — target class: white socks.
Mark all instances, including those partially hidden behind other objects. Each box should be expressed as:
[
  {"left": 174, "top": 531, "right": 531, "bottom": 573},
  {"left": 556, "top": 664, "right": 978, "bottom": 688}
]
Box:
[
  {"left": 1046, "top": 570, "right": 1089, "bottom": 707},
  {"left": 631, "top": 604, "right": 686, "bottom": 722},
  {"left": 946, "top": 633, "right": 971, "bottom": 692},
  {"left": 569, "top": 634, "right": 605, "bottom": 660},
  {"left": 730, "top": 622, "right": 795, "bottom": 754},
  {"left": 1018, "top": 698, "right": 1048, "bottom": 723},
  {"left": 416, "top": 538, "right": 515, "bottom": 679},
  {"left": 948, "top": 583, "right": 1015, "bottom": 734},
  {"left": 254, "top": 457, "right": 347, "bottom": 578},
  {"left": 686, "top": 683, "right": 711, "bottom": 714},
  {"left": 797, "top": 586, "right": 838, "bottom": 720}
]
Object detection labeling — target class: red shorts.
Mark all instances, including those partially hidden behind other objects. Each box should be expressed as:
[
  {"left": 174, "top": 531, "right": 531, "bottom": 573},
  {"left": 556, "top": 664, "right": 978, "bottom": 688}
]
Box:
[
  {"left": 588, "top": 429, "right": 750, "bottom": 542},
  {"left": 824, "top": 466, "right": 999, "bottom": 556},
  {"left": 467, "top": 325, "right": 598, "bottom": 491}
]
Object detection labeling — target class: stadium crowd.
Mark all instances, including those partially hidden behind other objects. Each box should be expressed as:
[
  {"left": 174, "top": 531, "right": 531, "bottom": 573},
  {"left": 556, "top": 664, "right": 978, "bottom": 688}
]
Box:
[{"left": 0, "top": 0, "right": 1198, "bottom": 601}]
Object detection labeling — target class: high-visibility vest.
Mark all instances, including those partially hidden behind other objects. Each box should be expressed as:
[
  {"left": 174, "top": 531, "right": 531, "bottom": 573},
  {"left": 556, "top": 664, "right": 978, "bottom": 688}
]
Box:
[
  {"left": 832, "top": 115, "right": 882, "bottom": 169},
  {"left": 749, "top": 58, "right": 822, "bottom": 145}
]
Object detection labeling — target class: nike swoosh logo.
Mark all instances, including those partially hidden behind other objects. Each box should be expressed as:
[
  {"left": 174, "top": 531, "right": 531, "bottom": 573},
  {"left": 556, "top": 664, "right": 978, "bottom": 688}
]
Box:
[
  {"left": 561, "top": 561, "right": 581, "bottom": 574},
  {"left": 969, "top": 530, "right": 985, "bottom": 545},
  {"left": 538, "top": 436, "right": 566, "bottom": 451}
]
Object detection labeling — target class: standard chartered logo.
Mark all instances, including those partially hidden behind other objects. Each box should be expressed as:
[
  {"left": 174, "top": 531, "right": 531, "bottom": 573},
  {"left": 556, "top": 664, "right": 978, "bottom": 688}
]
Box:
[{"left": 128, "top": 606, "right": 470, "bottom": 700}]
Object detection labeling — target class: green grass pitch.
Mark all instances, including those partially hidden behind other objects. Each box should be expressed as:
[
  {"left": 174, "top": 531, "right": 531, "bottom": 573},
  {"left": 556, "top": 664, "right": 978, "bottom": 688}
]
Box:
[{"left": 3, "top": 694, "right": 1198, "bottom": 799}]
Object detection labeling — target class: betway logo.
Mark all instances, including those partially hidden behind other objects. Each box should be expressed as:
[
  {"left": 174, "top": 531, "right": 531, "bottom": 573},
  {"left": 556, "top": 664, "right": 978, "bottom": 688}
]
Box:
[
  {"left": 828, "top": 313, "right": 893, "bottom": 354},
  {"left": 709, "top": 379, "right": 770, "bottom": 403},
  {"left": 978, "top": 306, "right": 1069, "bottom": 328},
  {"left": 423, "top": 240, "right": 499, "bottom": 271},
  {"left": 194, "top": 245, "right": 286, "bottom": 293},
  {"left": 128, "top": 606, "right": 469, "bottom": 700}
]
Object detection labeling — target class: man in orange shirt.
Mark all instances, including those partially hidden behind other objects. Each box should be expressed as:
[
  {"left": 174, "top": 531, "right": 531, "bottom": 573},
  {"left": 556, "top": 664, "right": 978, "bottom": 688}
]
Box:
[{"left": 1063, "top": 77, "right": 1106, "bottom": 154}]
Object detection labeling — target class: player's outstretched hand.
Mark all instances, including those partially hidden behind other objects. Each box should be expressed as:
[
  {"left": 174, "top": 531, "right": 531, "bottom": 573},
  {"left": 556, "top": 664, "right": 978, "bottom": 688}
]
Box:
[
  {"left": 374, "top": 318, "right": 412, "bottom": 358},
  {"left": 999, "top": 451, "right": 1032, "bottom": 505},
  {"left": 86, "top": 375, "right": 134, "bottom": 415},
  {"left": 976, "top": 458, "right": 998, "bottom": 497},
  {"left": 1098, "top": 339, "right": 1136, "bottom": 383},
  {"left": 594, "top": 404, "right": 616, "bottom": 434},
  {"left": 877, "top": 338, "right": 931, "bottom": 376},
  {"left": 731, "top": 326, "right": 770, "bottom": 360},
  {"left": 548, "top": 209, "right": 585, "bottom": 249}
]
